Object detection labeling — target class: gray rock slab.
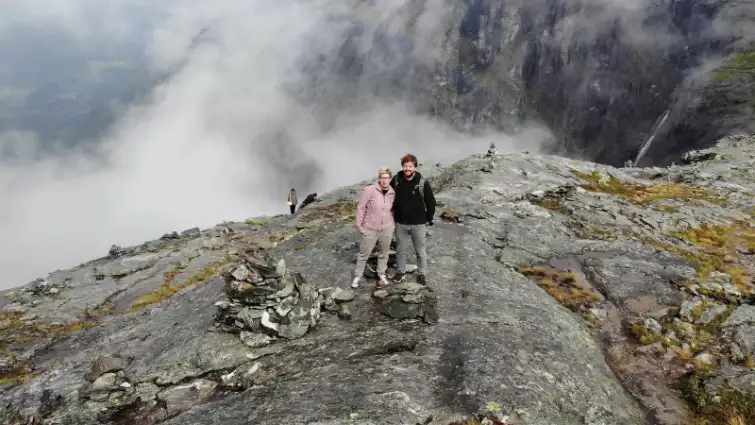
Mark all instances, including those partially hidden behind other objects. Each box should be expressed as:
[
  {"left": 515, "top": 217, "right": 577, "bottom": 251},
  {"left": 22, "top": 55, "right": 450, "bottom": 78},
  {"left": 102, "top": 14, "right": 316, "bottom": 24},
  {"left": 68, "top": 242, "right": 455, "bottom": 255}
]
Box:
[
  {"left": 157, "top": 379, "right": 218, "bottom": 417},
  {"left": 724, "top": 305, "right": 755, "bottom": 327}
]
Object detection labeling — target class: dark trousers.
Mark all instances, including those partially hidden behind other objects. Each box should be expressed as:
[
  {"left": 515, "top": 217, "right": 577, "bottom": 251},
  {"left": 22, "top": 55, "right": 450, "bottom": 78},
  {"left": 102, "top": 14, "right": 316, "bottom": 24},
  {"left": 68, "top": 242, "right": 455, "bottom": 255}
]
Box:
[{"left": 289, "top": 205, "right": 296, "bottom": 215}]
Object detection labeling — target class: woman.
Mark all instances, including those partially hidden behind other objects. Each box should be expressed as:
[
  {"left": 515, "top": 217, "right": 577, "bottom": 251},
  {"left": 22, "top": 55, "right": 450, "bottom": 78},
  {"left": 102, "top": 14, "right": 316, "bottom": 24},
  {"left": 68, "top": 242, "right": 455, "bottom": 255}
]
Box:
[{"left": 353, "top": 167, "right": 395, "bottom": 289}]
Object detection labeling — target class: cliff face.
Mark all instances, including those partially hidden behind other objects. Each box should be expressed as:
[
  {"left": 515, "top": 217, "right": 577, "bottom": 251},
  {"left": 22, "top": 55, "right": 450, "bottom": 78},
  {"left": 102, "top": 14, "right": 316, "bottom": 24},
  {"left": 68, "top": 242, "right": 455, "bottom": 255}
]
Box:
[
  {"left": 2, "top": 134, "right": 753, "bottom": 424},
  {"left": 301, "top": 0, "right": 755, "bottom": 166}
]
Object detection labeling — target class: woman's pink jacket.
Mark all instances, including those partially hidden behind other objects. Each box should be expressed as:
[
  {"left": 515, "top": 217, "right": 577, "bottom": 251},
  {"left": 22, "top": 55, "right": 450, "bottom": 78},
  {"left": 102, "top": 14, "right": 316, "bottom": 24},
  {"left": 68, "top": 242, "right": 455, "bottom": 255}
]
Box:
[{"left": 356, "top": 184, "right": 395, "bottom": 232}]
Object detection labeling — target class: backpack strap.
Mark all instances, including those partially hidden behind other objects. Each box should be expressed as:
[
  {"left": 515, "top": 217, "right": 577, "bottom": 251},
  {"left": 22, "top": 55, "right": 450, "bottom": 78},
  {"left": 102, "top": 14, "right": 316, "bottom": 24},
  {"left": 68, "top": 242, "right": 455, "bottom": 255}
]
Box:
[
  {"left": 414, "top": 176, "right": 425, "bottom": 211},
  {"left": 393, "top": 174, "right": 427, "bottom": 214}
]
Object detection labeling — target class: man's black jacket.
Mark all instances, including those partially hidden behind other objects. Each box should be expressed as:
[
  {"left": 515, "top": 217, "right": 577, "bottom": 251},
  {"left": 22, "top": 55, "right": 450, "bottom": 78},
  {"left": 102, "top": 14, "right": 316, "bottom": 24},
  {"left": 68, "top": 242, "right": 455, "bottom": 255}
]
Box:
[{"left": 390, "top": 172, "right": 436, "bottom": 225}]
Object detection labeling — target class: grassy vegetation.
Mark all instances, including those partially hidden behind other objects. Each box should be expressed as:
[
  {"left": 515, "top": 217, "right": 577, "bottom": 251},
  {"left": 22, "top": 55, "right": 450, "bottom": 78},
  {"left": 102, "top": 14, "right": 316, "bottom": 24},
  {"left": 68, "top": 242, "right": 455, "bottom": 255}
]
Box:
[
  {"left": 0, "top": 375, "right": 31, "bottom": 387},
  {"left": 630, "top": 322, "right": 663, "bottom": 345},
  {"left": 297, "top": 200, "right": 357, "bottom": 225},
  {"left": 0, "top": 357, "right": 33, "bottom": 387},
  {"left": 447, "top": 415, "right": 508, "bottom": 425},
  {"left": 518, "top": 266, "right": 602, "bottom": 311},
  {"left": 573, "top": 170, "right": 724, "bottom": 206},
  {"left": 0, "top": 311, "right": 96, "bottom": 347},
  {"left": 130, "top": 259, "right": 229, "bottom": 311},
  {"left": 572, "top": 223, "right": 620, "bottom": 241},
  {"left": 655, "top": 204, "right": 680, "bottom": 214},
  {"left": 530, "top": 197, "right": 563, "bottom": 212},
  {"left": 713, "top": 51, "right": 755, "bottom": 82},
  {"left": 440, "top": 208, "right": 463, "bottom": 223},
  {"left": 681, "top": 373, "right": 755, "bottom": 425},
  {"left": 669, "top": 222, "right": 755, "bottom": 295},
  {"left": 245, "top": 218, "right": 269, "bottom": 226},
  {"left": 1, "top": 312, "right": 96, "bottom": 387}
]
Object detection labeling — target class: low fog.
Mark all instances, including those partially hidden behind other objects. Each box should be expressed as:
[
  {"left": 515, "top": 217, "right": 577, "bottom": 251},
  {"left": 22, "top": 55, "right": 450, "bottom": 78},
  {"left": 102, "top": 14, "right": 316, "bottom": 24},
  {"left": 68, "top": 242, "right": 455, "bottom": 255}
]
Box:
[{"left": 1, "top": 1, "right": 549, "bottom": 289}]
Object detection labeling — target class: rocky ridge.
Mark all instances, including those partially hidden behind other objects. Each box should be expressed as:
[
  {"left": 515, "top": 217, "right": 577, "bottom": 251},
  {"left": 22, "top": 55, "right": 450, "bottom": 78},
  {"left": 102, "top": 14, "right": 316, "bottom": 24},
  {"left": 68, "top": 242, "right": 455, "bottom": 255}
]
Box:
[
  {"left": 1, "top": 134, "right": 754, "bottom": 424},
  {"left": 304, "top": 0, "right": 755, "bottom": 165}
]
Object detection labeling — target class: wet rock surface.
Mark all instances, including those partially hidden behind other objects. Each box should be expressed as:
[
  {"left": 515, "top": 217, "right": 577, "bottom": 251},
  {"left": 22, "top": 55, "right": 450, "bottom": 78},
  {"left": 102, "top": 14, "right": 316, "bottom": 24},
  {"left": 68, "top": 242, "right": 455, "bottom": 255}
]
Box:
[{"left": 1, "top": 134, "right": 754, "bottom": 424}]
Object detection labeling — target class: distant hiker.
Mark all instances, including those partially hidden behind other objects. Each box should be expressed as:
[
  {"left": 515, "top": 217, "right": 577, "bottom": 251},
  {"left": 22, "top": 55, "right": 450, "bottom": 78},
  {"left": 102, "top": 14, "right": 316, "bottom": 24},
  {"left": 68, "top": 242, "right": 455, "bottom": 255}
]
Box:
[
  {"left": 353, "top": 168, "right": 395, "bottom": 289},
  {"left": 486, "top": 142, "right": 497, "bottom": 157},
  {"left": 391, "top": 154, "right": 436, "bottom": 286},
  {"left": 287, "top": 188, "right": 298, "bottom": 215},
  {"left": 300, "top": 193, "right": 318, "bottom": 209}
]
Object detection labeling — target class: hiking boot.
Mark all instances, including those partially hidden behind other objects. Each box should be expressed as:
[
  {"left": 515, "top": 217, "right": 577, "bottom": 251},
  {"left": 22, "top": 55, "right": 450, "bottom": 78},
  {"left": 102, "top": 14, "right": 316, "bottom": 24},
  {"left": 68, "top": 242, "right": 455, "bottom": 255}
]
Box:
[
  {"left": 392, "top": 272, "right": 405, "bottom": 283},
  {"left": 377, "top": 274, "right": 390, "bottom": 288},
  {"left": 416, "top": 274, "right": 433, "bottom": 291},
  {"left": 351, "top": 276, "right": 361, "bottom": 289}
]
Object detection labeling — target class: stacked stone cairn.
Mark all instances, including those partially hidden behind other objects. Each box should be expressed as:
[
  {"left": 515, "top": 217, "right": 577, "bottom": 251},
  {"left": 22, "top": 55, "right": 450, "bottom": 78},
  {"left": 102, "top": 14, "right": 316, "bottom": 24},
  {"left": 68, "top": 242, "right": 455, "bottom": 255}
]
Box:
[
  {"left": 215, "top": 254, "right": 322, "bottom": 345},
  {"left": 372, "top": 281, "right": 438, "bottom": 324},
  {"left": 319, "top": 287, "right": 356, "bottom": 320},
  {"left": 364, "top": 245, "right": 438, "bottom": 323}
]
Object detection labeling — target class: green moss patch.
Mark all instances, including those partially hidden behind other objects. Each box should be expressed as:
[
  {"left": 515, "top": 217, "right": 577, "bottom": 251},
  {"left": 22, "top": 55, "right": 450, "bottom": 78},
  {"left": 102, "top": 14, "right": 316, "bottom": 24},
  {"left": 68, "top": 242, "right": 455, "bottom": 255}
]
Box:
[
  {"left": 0, "top": 358, "right": 33, "bottom": 387},
  {"left": 297, "top": 200, "right": 357, "bottom": 225},
  {"left": 714, "top": 51, "right": 755, "bottom": 82},
  {"left": 245, "top": 218, "right": 269, "bottom": 227},
  {"left": 670, "top": 222, "right": 755, "bottom": 295},
  {"left": 519, "top": 266, "right": 603, "bottom": 311},
  {"left": 130, "top": 260, "right": 229, "bottom": 311},
  {"left": 630, "top": 322, "right": 663, "bottom": 345},
  {"left": 0, "top": 311, "right": 96, "bottom": 348},
  {"left": 447, "top": 415, "right": 508, "bottom": 425},
  {"left": 573, "top": 170, "right": 724, "bottom": 206},
  {"left": 681, "top": 374, "right": 755, "bottom": 425}
]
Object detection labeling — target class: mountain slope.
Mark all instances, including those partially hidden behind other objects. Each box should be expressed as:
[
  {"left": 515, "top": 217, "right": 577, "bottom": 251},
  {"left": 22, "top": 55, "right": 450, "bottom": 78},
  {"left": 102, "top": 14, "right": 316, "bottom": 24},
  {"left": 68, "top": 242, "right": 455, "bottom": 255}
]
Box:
[
  {"left": 304, "top": 0, "right": 755, "bottom": 165},
  {"left": 1, "top": 134, "right": 754, "bottom": 424}
]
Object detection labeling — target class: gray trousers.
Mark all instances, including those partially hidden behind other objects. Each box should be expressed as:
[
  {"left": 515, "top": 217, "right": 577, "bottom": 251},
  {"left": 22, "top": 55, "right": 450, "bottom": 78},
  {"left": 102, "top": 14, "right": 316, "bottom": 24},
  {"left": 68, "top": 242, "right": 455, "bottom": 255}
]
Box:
[
  {"left": 396, "top": 224, "right": 427, "bottom": 275},
  {"left": 354, "top": 227, "right": 394, "bottom": 278}
]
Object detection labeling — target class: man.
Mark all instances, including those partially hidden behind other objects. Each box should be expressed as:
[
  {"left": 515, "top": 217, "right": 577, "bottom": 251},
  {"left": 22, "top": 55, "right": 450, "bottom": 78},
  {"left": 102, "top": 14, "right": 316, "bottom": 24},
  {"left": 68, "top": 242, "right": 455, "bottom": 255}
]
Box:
[
  {"left": 391, "top": 153, "right": 436, "bottom": 285},
  {"left": 287, "top": 188, "right": 298, "bottom": 215}
]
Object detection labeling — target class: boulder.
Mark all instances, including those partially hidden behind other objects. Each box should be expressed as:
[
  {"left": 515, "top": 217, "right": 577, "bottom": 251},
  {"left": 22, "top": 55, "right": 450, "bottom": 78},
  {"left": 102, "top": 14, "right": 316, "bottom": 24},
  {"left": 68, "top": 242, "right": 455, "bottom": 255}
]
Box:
[
  {"left": 373, "top": 281, "right": 438, "bottom": 323},
  {"left": 696, "top": 303, "right": 728, "bottom": 325},
  {"left": 682, "top": 150, "right": 718, "bottom": 164},
  {"left": 157, "top": 379, "right": 217, "bottom": 417},
  {"left": 180, "top": 227, "right": 201, "bottom": 238},
  {"left": 331, "top": 288, "right": 355, "bottom": 303},
  {"left": 86, "top": 355, "right": 129, "bottom": 382},
  {"left": 723, "top": 305, "right": 755, "bottom": 361},
  {"left": 90, "top": 373, "right": 118, "bottom": 392},
  {"left": 160, "top": 231, "right": 180, "bottom": 240},
  {"left": 239, "top": 331, "right": 274, "bottom": 349},
  {"left": 108, "top": 244, "right": 127, "bottom": 258}
]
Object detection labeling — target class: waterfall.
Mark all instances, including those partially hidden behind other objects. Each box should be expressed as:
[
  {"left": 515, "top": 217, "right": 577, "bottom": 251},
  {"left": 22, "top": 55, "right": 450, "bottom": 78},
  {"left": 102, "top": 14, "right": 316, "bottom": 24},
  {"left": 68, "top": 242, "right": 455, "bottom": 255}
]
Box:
[{"left": 633, "top": 109, "right": 671, "bottom": 166}]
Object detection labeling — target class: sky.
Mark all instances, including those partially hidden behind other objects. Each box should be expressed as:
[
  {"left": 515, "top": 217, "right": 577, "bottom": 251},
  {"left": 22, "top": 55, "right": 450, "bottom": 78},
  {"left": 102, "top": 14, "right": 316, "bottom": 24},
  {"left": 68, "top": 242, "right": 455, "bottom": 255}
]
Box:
[{"left": 0, "top": 1, "right": 552, "bottom": 289}]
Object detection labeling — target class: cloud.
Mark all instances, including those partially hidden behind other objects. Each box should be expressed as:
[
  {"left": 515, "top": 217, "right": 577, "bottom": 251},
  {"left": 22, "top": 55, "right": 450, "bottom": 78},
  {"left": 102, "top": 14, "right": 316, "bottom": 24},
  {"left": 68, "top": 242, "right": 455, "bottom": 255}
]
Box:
[
  {"left": 0, "top": 0, "right": 165, "bottom": 44},
  {"left": 0, "top": 0, "right": 552, "bottom": 289}
]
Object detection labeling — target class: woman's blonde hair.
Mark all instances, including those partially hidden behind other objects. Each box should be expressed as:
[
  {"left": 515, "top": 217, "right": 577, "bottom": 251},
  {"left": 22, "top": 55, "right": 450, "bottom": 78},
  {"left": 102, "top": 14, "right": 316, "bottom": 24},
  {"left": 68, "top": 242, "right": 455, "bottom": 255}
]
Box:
[{"left": 377, "top": 167, "right": 392, "bottom": 178}]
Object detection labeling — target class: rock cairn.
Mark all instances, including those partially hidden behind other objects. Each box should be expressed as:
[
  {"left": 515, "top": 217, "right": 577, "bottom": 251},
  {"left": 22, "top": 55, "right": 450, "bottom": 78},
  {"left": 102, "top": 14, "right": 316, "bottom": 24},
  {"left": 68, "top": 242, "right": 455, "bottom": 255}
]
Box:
[
  {"left": 372, "top": 281, "right": 438, "bottom": 324},
  {"left": 215, "top": 254, "right": 322, "bottom": 344},
  {"left": 320, "top": 287, "right": 356, "bottom": 320}
]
